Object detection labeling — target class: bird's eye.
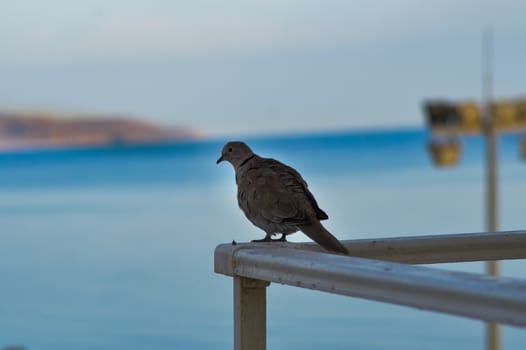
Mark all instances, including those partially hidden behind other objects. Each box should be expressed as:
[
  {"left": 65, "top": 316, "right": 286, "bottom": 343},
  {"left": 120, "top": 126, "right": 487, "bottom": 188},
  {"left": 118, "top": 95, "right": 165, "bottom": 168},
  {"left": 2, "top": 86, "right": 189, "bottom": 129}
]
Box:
[{"left": 228, "top": 147, "right": 233, "bottom": 152}]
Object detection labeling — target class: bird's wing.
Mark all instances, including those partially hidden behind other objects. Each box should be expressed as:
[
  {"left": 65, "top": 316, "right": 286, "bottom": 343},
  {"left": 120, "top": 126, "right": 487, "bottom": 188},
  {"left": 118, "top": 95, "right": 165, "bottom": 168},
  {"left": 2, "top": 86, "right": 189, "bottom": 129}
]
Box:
[
  {"left": 240, "top": 157, "right": 325, "bottom": 224},
  {"left": 265, "top": 158, "right": 328, "bottom": 220}
]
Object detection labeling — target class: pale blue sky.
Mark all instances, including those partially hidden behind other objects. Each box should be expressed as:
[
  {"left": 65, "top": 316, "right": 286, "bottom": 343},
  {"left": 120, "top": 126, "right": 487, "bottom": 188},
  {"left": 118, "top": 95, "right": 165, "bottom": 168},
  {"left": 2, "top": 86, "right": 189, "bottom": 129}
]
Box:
[{"left": 1, "top": 0, "right": 525, "bottom": 136}]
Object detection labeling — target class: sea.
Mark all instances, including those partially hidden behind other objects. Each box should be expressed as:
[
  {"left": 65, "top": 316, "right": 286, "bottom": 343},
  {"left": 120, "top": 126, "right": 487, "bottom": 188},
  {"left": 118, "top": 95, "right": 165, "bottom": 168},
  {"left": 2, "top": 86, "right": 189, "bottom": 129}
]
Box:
[{"left": 1, "top": 128, "right": 525, "bottom": 350}]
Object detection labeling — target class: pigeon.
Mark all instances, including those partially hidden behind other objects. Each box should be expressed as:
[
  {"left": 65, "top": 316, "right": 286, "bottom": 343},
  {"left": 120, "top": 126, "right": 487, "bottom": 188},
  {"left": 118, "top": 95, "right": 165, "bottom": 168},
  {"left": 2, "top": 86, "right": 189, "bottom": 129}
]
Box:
[{"left": 217, "top": 141, "right": 348, "bottom": 254}]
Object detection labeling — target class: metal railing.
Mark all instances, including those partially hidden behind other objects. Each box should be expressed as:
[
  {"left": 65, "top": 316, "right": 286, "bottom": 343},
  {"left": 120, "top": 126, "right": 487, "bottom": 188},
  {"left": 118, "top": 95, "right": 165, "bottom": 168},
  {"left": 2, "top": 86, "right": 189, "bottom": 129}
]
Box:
[{"left": 214, "top": 230, "right": 526, "bottom": 350}]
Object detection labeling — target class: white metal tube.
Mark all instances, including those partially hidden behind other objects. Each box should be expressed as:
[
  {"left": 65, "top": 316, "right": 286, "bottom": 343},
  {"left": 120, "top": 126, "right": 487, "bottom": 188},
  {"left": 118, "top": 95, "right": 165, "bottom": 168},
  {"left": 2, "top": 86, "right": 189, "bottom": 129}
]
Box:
[
  {"left": 217, "top": 246, "right": 526, "bottom": 328},
  {"left": 215, "top": 230, "right": 526, "bottom": 272}
]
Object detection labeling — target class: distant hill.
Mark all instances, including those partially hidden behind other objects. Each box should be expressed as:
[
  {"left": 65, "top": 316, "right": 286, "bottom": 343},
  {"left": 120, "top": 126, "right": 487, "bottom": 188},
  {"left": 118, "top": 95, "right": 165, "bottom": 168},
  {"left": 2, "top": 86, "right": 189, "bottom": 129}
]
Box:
[{"left": 0, "top": 112, "right": 204, "bottom": 150}]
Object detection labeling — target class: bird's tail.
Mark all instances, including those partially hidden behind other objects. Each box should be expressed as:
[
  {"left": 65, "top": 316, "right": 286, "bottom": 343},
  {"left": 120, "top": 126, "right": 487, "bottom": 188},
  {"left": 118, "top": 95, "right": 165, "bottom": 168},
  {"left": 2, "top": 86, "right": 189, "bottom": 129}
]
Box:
[{"left": 298, "top": 222, "right": 348, "bottom": 254}]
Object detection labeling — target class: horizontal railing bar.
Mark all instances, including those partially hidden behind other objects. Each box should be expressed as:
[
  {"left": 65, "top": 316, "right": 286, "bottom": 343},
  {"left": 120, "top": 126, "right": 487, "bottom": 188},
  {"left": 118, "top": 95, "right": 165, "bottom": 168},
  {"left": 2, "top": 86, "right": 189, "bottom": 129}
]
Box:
[
  {"left": 294, "top": 230, "right": 526, "bottom": 264},
  {"left": 338, "top": 230, "right": 526, "bottom": 263},
  {"left": 214, "top": 245, "right": 526, "bottom": 328}
]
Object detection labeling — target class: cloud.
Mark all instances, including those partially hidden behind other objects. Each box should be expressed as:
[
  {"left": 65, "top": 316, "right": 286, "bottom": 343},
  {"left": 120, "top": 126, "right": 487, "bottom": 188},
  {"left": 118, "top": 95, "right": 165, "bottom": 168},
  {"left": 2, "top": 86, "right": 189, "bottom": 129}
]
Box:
[
  {"left": 3, "top": 0, "right": 525, "bottom": 64},
  {"left": 1, "top": 0, "right": 525, "bottom": 136}
]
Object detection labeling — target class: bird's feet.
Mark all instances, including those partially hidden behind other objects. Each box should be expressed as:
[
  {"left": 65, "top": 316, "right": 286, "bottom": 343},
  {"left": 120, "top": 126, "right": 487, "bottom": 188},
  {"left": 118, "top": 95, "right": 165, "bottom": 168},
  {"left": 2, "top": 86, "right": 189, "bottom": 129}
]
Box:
[
  {"left": 273, "top": 234, "right": 287, "bottom": 242},
  {"left": 252, "top": 236, "right": 273, "bottom": 243},
  {"left": 252, "top": 234, "right": 287, "bottom": 243}
]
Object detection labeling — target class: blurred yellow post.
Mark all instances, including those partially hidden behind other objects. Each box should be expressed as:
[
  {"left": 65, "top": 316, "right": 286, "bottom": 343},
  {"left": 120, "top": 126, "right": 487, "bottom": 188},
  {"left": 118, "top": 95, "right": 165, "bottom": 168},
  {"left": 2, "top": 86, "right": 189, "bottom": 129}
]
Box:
[
  {"left": 424, "top": 28, "right": 510, "bottom": 350},
  {"left": 482, "top": 28, "right": 500, "bottom": 350}
]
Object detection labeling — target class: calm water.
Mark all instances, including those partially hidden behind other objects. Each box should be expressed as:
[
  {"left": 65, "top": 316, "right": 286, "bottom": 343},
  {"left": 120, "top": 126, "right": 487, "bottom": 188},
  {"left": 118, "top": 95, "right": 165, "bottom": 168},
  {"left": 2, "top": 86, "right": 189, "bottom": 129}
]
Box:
[{"left": 1, "top": 128, "right": 525, "bottom": 349}]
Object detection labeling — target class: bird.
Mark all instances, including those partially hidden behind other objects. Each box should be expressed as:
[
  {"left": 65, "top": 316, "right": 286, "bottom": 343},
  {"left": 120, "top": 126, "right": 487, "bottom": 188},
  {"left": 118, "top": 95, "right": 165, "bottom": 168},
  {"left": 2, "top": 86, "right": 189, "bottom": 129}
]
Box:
[{"left": 216, "top": 141, "right": 348, "bottom": 254}]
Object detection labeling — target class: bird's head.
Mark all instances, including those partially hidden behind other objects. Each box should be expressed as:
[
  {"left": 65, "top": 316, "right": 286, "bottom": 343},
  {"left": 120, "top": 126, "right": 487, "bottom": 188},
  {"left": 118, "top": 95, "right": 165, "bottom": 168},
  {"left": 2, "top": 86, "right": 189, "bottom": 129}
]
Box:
[{"left": 216, "top": 141, "right": 255, "bottom": 169}]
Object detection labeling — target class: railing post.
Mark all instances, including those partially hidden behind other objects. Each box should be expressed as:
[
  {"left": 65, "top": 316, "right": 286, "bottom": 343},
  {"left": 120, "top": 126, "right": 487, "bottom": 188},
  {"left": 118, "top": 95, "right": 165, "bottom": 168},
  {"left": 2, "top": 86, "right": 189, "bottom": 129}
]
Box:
[{"left": 234, "top": 277, "right": 270, "bottom": 350}]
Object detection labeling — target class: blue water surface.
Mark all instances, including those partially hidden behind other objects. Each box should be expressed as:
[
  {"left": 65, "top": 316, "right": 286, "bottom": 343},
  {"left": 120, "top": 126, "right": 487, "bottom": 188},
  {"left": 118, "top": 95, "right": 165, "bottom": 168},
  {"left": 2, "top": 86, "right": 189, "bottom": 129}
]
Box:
[{"left": 0, "top": 128, "right": 525, "bottom": 349}]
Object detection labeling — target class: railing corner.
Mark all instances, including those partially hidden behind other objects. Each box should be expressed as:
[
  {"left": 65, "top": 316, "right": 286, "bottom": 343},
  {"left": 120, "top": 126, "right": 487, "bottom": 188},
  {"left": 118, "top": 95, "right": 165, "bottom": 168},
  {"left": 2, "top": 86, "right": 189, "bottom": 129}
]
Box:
[{"left": 214, "top": 243, "right": 238, "bottom": 276}]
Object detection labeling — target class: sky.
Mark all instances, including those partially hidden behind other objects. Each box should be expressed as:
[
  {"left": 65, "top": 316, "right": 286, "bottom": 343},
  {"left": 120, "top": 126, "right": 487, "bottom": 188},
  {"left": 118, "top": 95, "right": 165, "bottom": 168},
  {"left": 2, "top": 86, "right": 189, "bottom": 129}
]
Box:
[{"left": 1, "top": 0, "right": 525, "bottom": 136}]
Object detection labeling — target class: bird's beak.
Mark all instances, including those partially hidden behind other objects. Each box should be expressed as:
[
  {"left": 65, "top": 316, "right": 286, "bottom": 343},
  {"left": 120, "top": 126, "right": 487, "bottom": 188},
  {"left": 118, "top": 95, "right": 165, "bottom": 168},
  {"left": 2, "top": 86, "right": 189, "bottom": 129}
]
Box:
[{"left": 216, "top": 155, "right": 224, "bottom": 164}]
